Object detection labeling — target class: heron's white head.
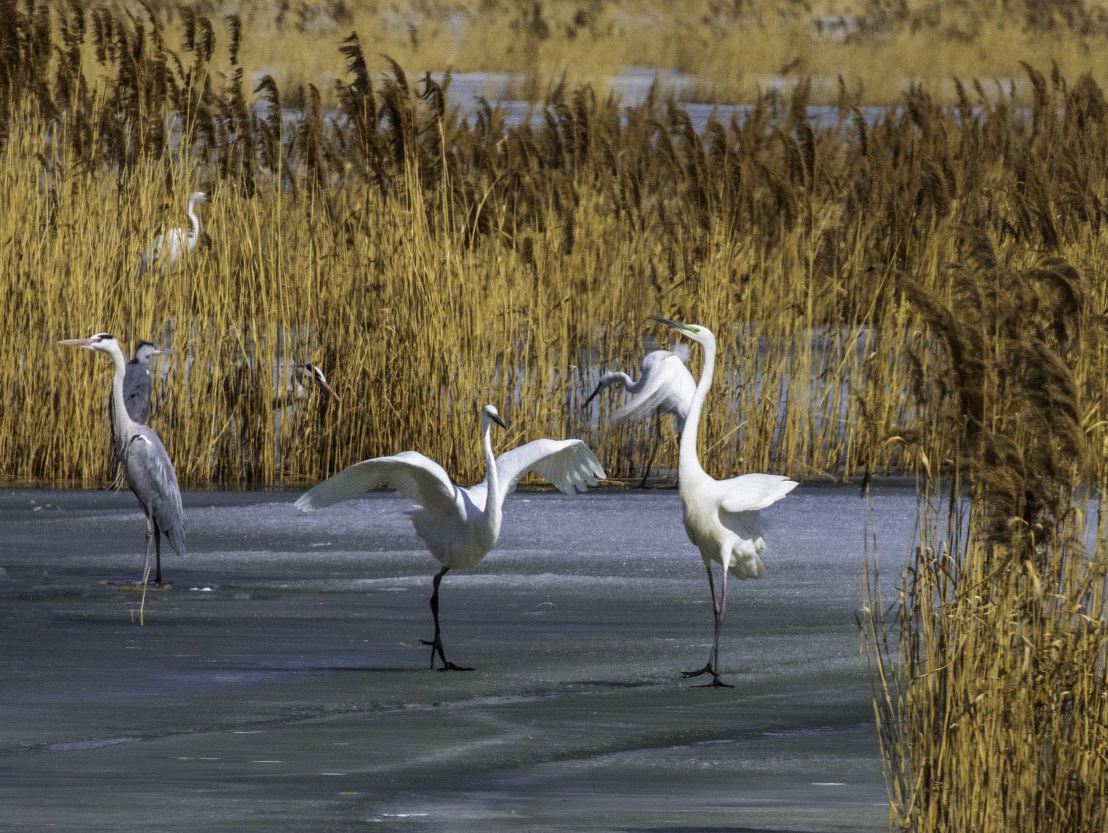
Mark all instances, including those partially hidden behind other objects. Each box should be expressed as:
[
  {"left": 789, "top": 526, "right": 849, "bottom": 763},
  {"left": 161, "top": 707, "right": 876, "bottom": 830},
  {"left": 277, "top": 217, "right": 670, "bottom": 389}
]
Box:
[
  {"left": 59, "top": 332, "right": 119, "bottom": 353},
  {"left": 483, "top": 404, "right": 508, "bottom": 430},
  {"left": 188, "top": 191, "right": 210, "bottom": 207},
  {"left": 650, "top": 315, "right": 716, "bottom": 347},
  {"left": 295, "top": 363, "right": 337, "bottom": 399}
]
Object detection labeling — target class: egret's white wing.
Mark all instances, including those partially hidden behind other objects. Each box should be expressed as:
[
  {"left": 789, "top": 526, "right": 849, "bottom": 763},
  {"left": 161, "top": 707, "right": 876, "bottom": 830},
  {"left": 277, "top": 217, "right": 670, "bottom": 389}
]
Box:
[
  {"left": 718, "top": 473, "right": 798, "bottom": 514},
  {"left": 295, "top": 451, "right": 461, "bottom": 517},
  {"left": 494, "top": 439, "right": 605, "bottom": 500},
  {"left": 613, "top": 350, "right": 696, "bottom": 424}
]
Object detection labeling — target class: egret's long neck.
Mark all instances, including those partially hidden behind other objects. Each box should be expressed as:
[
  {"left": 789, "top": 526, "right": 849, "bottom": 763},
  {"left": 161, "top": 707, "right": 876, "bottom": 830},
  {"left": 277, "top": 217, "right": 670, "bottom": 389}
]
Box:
[
  {"left": 481, "top": 417, "right": 502, "bottom": 529},
  {"left": 679, "top": 338, "right": 715, "bottom": 481},
  {"left": 106, "top": 342, "right": 140, "bottom": 450},
  {"left": 602, "top": 371, "right": 634, "bottom": 391},
  {"left": 187, "top": 198, "right": 201, "bottom": 244}
]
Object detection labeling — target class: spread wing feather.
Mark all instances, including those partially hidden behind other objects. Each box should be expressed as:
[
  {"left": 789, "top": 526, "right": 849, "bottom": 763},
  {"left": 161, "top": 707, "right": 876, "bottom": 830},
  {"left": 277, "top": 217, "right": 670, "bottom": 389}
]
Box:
[
  {"left": 718, "top": 473, "right": 798, "bottom": 515},
  {"left": 295, "top": 452, "right": 461, "bottom": 517},
  {"left": 613, "top": 351, "right": 696, "bottom": 425},
  {"left": 495, "top": 439, "right": 605, "bottom": 500}
]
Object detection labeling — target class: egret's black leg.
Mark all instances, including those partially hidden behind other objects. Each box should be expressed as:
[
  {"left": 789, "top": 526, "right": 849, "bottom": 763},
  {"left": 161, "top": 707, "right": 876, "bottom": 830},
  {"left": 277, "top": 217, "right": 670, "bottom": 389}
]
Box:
[
  {"left": 420, "top": 567, "right": 472, "bottom": 671},
  {"left": 639, "top": 411, "right": 663, "bottom": 489},
  {"left": 694, "top": 562, "right": 733, "bottom": 688},
  {"left": 682, "top": 560, "right": 719, "bottom": 679}
]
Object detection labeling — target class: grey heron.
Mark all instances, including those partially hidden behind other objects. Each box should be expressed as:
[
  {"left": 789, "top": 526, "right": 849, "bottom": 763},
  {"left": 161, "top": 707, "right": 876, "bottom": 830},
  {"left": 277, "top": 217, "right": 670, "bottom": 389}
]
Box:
[
  {"left": 583, "top": 347, "right": 695, "bottom": 486},
  {"left": 136, "top": 191, "right": 210, "bottom": 277},
  {"left": 107, "top": 340, "right": 172, "bottom": 486},
  {"left": 60, "top": 333, "right": 186, "bottom": 592},
  {"left": 274, "top": 362, "right": 338, "bottom": 407},
  {"left": 295, "top": 405, "right": 605, "bottom": 670},
  {"left": 650, "top": 316, "right": 797, "bottom": 688}
]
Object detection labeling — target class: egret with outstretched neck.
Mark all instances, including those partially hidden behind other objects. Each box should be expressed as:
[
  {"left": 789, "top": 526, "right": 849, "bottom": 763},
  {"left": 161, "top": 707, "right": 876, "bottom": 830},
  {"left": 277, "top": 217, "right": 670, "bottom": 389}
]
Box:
[
  {"left": 60, "top": 333, "right": 185, "bottom": 604},
  {"left": 295, "top": 405, "right": 604, "bottom": 670},
  {"left": 650, "top": 316, "right": 797, "bottom": 687},
  {"left": 136, "top": 191, "right": 210, "bottom": 277},
  {"left": 583, "top": 347, "right": 695, "bottom": 485}
]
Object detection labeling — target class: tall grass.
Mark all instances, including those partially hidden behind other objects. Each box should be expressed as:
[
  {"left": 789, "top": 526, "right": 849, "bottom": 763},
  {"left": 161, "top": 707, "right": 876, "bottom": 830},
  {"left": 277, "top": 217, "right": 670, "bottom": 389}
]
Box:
[
  {"left": 862, "top": 234, "right": 1108, "bottom": 830},
  {"left": 78, "top": 0, "right": 1108, "bottom": 106},
  {"left": 4, "top": 4, "right": 1108, "bottom": 490}
]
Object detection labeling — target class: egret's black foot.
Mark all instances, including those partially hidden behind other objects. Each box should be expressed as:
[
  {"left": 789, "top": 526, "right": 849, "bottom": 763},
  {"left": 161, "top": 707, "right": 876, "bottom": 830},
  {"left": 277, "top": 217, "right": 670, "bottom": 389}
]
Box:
[
  {"left": 438, "top": 661, "right": 474, "bottom": 672},
  {"left": 681, "top": 663, "right": 714, "bottom": 679},
  {"left": 693, "top": 674, "right": 734, "bottom": 689},
  {"left": 420, "top": 638, "right": 472, "bottom": 671}
]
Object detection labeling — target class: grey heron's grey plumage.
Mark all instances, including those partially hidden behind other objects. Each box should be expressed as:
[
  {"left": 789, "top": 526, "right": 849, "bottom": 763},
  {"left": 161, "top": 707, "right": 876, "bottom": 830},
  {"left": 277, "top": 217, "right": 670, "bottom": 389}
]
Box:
[
  {"left": 107, "top": 340, "right": 168, "bottom": 428},
  {"left": 62, "top": 333, "right": 185, "bottom": 588},
  {"left": 274, "top": 362, "right": 336, "bottom": 406}
]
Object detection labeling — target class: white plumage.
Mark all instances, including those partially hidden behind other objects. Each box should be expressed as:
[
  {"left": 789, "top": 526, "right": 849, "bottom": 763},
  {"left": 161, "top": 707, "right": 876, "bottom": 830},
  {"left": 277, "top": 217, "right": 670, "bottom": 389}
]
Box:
[
  {"left": 136, "top": 191, "right": 209, "bottom": 277},
  {"left": 584, "top": 347, "right": 696, "bottom": 485},
  {"left": 651, "top": 316, "right": 798, "bottom": 687},
  {"left": 295, "top": 405, "right": 604, "bottom": 669}
]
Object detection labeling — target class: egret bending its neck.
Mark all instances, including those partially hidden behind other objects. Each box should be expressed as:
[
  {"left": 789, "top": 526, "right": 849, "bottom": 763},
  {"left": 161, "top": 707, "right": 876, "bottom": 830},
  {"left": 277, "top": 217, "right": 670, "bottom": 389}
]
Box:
[
  {"left": 186, "top": 194, "right": 204, "bottom": 243},
  {"left": 481, "top": 411, "right": 502, "bottom": 534}
]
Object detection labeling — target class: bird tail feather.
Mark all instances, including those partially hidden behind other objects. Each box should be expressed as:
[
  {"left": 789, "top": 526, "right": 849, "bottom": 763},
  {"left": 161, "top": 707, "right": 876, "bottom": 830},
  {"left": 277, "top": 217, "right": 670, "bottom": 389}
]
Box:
[{"left": 165, "top": 522, "right": 187, "bottom": 556}]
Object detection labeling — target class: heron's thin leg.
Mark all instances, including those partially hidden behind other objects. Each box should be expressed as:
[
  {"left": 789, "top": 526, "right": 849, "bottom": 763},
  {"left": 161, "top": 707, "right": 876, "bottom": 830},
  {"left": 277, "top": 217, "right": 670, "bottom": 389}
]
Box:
[
  {"left": 639, "top": 411, "right": 663, "bottom": 489},
  {"left": 139, "top": 516, "right": 154, "bottom": 626},
  {"left": 420, "top": 567, "right": 472, "bottom": 672},
  {"left": 153, "top": 519, "right": 163, "bottom": 584},
  {"left": 682, "top": 561, "right": 720, "bottom": 679}
]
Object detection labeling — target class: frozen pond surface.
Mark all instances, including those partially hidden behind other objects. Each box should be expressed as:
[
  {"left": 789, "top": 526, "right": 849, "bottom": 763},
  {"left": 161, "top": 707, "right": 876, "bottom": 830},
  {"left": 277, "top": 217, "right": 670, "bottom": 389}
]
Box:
[{"left": 0, "top": 484, "right": 917, "bottom": 832}]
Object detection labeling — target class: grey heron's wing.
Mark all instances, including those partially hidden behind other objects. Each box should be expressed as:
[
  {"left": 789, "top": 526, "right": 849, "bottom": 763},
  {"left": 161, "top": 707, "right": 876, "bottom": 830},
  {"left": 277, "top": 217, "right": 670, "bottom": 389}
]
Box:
[
  {"left": 494, "top": 439, "right": 605, "bottom": 501},
  {"left": 612, "top": 350, "right": 696, "bottom": 424},
  {"left": 123, "top": 363, "right": 152, "bottom": 424},
  {"left": 123, "top": 429, "right": 185, "bottom": 554},
  {"left": 718, "top": 473, "right": 798, "bottom": 515},
  {"left": 294, "top": 452, "right": 462, "bottom": 518}
]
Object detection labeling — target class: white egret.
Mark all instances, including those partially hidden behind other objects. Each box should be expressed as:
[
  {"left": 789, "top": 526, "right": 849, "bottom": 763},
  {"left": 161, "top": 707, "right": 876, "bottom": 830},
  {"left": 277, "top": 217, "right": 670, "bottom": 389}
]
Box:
[
  {"left": 651, "top": 316, "right": 798, "bottom": 687},
  {"left": 295, "top": 405, "right": 605, "bottom": 670},
  {"left": 583, "top": 347, "right": 696, "bottom": 485},
  {"left": 60, "top": 334, "right": 185, "bottom": 603},
  {"left": 136, "top": 191, "right": 210, "bottom": 277}
]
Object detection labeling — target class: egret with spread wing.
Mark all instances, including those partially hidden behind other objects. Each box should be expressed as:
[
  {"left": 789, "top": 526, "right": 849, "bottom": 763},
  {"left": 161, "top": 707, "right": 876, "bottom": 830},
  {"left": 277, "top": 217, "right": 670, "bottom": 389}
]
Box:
[
  {"left": 136, "top": 191, "right": 209, "bottom": 277},
  {"left": 583, "top": 347, "right": 696, "bottom": 486},
  {"left": 295, "top": 405, "right": 605, "bottom": 670},
  {"left": 651, "top": 316, "right": 797, "bottom": 687},
  {"left": 60, "top": 334, "right": 185, "bottom": 597}
]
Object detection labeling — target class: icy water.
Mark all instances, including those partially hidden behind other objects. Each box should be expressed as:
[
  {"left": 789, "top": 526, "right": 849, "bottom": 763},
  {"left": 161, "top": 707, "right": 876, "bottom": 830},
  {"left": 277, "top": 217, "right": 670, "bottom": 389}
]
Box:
[{"left": 0, "top": 484, "right": 916, "bottom": 832}]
